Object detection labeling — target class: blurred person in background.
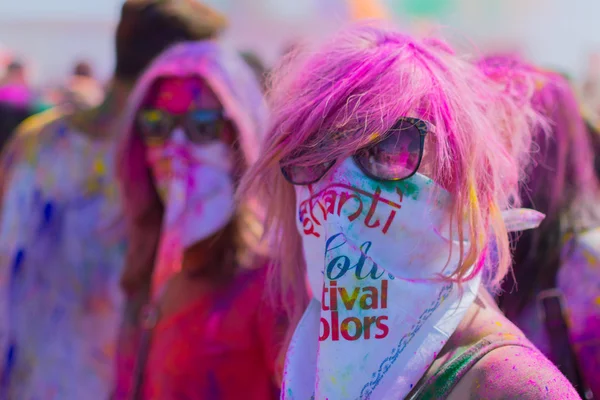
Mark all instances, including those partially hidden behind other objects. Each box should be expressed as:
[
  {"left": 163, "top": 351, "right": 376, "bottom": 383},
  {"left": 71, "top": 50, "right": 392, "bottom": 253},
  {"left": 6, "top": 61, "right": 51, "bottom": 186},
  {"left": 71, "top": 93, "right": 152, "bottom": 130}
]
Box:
[
  {"left": 60, "top": 60, "right": 106, "bottom": 110},
  {"left": 0, "top": 60, "right": 35, "bottom": 153},
  {"left": 0, "top": 46, "right": 10, "bottom": 76},
  {"left": 114, "top": 40, "right": 284, "bottom": 400},
  {"left": 240, "top": 23, "right": 578, "bottom": 400},
  {"left": 0, "top": 0, "right": 227, "bottom": 399},
  {"left": 482, "top": 56, "right": 600, "bottom": 399},
  {"left": 0, "top": 61, "right": 33, "bottom": 109},
  {"left": 0, "top": 102, "right": 31, "bottom": 153}
]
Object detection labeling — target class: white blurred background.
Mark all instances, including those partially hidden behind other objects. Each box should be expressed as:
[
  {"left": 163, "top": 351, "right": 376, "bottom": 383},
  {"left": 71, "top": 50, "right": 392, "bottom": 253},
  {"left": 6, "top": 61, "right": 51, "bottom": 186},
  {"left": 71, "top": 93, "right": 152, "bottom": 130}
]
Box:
[{"left": 0, "top": 0, "right": 598, "bottom": 85}]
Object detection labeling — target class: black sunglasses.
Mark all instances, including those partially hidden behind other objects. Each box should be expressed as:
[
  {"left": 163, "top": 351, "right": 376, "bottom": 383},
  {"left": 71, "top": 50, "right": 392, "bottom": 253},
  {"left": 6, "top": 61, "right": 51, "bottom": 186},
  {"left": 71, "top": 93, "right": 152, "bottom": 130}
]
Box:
[
  {"left": 137, "top": 109, "right": 228, "bottom": 144},
  {"left": 281, "top": 117, "right": 430, "bottom": 185}
]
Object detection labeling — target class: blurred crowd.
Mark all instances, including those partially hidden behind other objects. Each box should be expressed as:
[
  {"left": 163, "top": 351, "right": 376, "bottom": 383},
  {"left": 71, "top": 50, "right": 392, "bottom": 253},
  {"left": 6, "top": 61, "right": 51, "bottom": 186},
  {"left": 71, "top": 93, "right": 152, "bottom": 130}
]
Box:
[
  {"left": 0, "top": 59, "right": 106, "bottom": 137},
  {"left": 0, "top": 1, "right": 598, "bottom": 400}
]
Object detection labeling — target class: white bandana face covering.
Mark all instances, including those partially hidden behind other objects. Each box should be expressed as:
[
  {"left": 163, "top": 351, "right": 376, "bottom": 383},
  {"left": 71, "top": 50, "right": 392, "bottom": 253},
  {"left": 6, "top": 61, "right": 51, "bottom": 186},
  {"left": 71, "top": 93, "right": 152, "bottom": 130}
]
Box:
[
  {"left": 145, "top": 128, "right": 234, "bottom": 291},
  {"left": 282, "top": 158, "right": 544, "bottom": 400}
]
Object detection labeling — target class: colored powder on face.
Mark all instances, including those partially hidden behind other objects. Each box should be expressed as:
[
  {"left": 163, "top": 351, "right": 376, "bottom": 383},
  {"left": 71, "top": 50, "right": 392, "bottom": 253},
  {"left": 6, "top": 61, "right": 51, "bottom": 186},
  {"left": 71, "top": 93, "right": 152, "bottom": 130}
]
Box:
[
  {"left": 370, "top": 174, "right": 419, "bottom": 201},
  {"left": 154, "top": 78, "right": 200, "bottom": 115},
  {"left": 397, "top": 179, "right": 420, "bottom": 200},
  {"left": 151, "top": 76, "right": 222, "bottom": 116}
]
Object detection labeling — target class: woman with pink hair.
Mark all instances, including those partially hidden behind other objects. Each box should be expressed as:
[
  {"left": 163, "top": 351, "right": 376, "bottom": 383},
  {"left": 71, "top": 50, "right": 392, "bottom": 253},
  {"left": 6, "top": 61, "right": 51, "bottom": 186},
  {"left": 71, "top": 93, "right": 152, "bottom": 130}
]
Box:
[
  {"left": 240, "top": 22, "right": 579, "bottom": 399},
  {"left": 114, "top": 41, "right": 284, "bottom": 400},
  {"left": 482, "top": 56, "right": 600, "bottom": 399}
]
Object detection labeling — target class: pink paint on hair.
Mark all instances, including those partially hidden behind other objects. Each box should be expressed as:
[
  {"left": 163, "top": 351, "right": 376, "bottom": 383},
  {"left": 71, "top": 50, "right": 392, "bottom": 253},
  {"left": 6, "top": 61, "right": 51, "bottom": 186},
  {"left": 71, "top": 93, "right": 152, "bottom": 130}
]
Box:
[{"left": 238, "top": 21, "right": 542, "bottom": 341}]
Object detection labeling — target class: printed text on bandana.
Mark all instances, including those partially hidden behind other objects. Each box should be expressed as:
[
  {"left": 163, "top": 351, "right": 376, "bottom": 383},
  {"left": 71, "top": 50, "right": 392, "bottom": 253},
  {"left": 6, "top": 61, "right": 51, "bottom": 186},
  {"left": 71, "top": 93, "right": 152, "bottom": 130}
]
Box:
[
  {"left": 299, "top": 183, "right": 403, "bottom": 238},
  {"left": 319, "top": 233, "right": 391, "bottom": 341}
]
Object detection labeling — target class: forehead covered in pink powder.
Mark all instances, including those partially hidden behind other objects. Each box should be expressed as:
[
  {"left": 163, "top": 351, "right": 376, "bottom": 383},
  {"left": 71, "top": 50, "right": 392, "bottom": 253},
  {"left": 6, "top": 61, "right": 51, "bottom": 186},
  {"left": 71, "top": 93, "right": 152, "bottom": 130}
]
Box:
[{"left": 149, "top": 76, "right": 222, "bottom": 114}]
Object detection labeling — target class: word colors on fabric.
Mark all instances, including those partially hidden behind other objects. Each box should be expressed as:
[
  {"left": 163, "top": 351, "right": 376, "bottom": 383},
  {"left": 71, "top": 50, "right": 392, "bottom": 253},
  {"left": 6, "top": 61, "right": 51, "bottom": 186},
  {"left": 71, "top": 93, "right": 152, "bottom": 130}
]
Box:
[{"left": 320, "top": 239, "right": 391, "bottom": 342}]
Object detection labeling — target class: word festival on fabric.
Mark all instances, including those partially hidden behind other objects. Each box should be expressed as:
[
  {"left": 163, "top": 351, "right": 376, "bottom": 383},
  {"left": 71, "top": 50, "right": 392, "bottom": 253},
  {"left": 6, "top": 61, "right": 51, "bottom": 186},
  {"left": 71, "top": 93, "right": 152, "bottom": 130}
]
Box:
[
  {"left": 319, "top": 233, "right": 393, "bottom": 342},
  {"left": 299, "top": 183, "right": 403, "bottom": 238}
]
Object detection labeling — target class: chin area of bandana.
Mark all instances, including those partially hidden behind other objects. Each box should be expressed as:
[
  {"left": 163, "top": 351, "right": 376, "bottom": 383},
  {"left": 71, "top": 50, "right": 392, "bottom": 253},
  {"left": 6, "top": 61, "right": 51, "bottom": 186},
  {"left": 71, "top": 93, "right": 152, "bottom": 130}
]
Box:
[{"left": 319, "top": 233, "right": 393, "bottom": 342}]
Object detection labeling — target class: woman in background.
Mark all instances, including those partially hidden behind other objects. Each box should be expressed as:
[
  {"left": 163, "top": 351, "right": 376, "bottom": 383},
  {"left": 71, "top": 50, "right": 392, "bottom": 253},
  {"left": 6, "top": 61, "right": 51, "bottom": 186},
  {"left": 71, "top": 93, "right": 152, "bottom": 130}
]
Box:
[
  {"left": 482, "top": 56, "right": 600, "bottom": 399},
  {"left": 0, "top": 1, "right": 225, "bottom": 398},
  {"left": 240, "top": 22, "right": 578, "bottom": 399},
  {"left": 114, "top": 41, "right": 284, "bottom": 400}
]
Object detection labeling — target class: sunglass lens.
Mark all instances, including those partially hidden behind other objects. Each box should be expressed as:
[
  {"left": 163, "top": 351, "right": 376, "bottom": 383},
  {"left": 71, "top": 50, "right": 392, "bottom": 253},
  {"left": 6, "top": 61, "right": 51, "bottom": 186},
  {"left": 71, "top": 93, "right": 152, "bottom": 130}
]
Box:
[
  {"left": 355, "top": 119, "right": 422, "bottom": 181},
  {"left": 281, "top": 161, "right": 335, "bottom": 185},
  {"left": 138, "top": 110, "right": 170, "bottom": 139},
  {"left": 187, "top": 110, "right": 223, "bottom": 144}
]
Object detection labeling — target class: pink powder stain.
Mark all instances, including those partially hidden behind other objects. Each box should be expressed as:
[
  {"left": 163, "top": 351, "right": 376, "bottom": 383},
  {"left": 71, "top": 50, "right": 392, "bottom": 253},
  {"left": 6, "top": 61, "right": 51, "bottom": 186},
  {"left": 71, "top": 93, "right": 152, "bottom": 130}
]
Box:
[
  {"left": 150, "top": 76, "right": 223, "bottom": 115},
  {"left": 153, "top": 77, "right": 201, "bottom": 114}
]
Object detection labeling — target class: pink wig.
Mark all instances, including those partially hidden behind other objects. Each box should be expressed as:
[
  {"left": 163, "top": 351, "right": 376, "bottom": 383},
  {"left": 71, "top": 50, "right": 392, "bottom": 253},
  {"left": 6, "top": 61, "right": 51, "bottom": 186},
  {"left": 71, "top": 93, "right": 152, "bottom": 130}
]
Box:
[
  {"left": 239, "top": 22, "right": 540, "bottom": 328},
  {"left": 117, "top": 40, "right": 268, "bottom": 294}
]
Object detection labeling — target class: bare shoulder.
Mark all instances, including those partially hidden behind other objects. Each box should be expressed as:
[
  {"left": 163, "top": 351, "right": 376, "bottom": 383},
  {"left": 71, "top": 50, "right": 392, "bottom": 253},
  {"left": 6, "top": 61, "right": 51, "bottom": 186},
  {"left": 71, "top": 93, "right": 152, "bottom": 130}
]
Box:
[{"left": 449, "top": 344, "right": 580, "bottom": 400}]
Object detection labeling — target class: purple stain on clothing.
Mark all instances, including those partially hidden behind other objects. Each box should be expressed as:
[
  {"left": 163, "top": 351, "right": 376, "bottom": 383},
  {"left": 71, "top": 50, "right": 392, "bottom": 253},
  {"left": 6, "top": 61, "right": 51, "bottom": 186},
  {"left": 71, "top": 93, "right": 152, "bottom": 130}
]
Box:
[
  {"left": 11, "top": 249, "right": 25, "bottom": 276},
  {"left": 42, "top": 201, "right": 54, "bottom": 225},
  {"left": 4, "top": 151, "right": 15, "bottom": 169},
  {"left": 57, "top": 124, "right": 68, "bottom": 138},
  {"left": 32, "top": 189, "right": 42, "bottom": 207},
  {"left": 51, "top": 306, "right": 66, "bottom": 323},
  {"left": 2, "top": 343, "right": 17, "bottom": 389}
]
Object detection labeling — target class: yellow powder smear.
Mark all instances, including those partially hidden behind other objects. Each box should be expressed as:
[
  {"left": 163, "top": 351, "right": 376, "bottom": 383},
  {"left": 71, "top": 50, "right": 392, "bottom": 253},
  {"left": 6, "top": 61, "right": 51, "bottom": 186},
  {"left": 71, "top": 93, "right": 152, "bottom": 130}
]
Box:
[{"left": 93, "top": 157, "right": 106, "bottom": 175}]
